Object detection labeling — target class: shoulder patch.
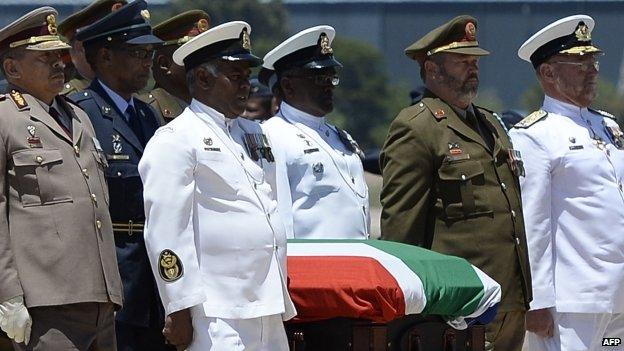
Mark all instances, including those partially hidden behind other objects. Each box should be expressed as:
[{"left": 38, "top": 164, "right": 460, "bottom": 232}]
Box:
[
  {"left": 589, "top": 108, "right": 616, "bottom": 120},
  {"left": 514, "top": 110, "right": 548, "bottom": 128},
  {"left": 158, "top": 249, "right": 183, "bottom": 282}
]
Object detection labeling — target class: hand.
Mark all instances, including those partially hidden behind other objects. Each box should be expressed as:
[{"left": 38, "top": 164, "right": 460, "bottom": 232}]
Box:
[
  {"left": 163, "top": 308, "right": 193, "bottom": 350},
  {"left": 526, "top": 308, "right": 554, "bottom": 338},
  {"left": 0, "top": 296, "right": 32, "bottom": 345}
]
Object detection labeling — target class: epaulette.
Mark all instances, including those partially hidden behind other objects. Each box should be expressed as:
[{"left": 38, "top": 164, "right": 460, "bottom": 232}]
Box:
[
  {"left": 589, "top": 108, "right": 616, "bottom": 120},
  {"left": 514, "top": 109, "right": 548, "bottom": 128},
  {"left": 0, "top": 94, "right": 6, "bottom": 102},
  {"left": 9, "top": 90, "right": 28, "bottom": 110},
  {"left": 69, "top": 90, "right": 92, "bottom": 103}
]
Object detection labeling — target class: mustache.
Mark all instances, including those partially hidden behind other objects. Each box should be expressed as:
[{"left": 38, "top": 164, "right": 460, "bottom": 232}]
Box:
[{"left": 50, "top": 70, "right": 64, "bottom": 78}]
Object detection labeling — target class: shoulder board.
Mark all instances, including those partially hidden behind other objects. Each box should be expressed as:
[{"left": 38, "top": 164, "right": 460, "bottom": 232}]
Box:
[
  {"left": 402, "top": 101, "right": 428, "bottom": 120},
  {"left": 0, "top": 94, "right": 6, "bottom": 102},
  {"left": 68, "top": 90, "right": 93, "bottom": 103},
  {"left": 9, "top": 90, "right": 28, "bottom": 109},
  {"left": 589, "top": 108, "right": 616, "bottom": 120},
  {"left": 514, "top": 109, "right": 548, "bottom": 128}
]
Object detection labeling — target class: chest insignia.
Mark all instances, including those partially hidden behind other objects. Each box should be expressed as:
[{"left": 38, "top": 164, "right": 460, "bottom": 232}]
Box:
[
  {"left": 27, "top": 125, "right": 42, "bottom": 148},
  {"left": 313, "top": 162, "right": 324, "bottom": 175},
  {"left": 204, "top": 137, "right": 213, "bottom": 146},
  {"left": 243, "top": 133, "right": 274, "bottom": 162},
  {"left": 568, "top": 136, "right": 576, "bottom": 143},
  {"left": 158, "top": 249, "right": 183, "bottom": 282},
  {"left": 507, "top": 149, "right": 525, "bottom": 177},
  {"left": 112, "top": 134, "right": 123, "bottom": 154}
]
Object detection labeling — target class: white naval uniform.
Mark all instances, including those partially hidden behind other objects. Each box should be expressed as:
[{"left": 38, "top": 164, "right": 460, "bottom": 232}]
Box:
[
  {"left": 510, "top": 95, "right": 624, "bottom": 351},
  {"left": 263, "top": 102, "right": 370, "bottom": 239},
  {"left": 139, "top": 99, "right": 296, "bottom": 350}
]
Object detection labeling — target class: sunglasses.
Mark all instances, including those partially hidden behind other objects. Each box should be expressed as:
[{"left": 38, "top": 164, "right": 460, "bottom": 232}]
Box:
[
  {"left": 550, "top": 60, "right": 600, "bottom": 72},
  {"left": 287, "top": 74, "right": 340, "bottom": 87}
]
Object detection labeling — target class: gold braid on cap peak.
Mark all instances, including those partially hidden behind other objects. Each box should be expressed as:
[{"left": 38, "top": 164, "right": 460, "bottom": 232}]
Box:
[
  {"left": 10, "top": 35, "right": 62, "bottom": 48},
  {"left": 427, "top": 40, "right": 479, "bottom": 56}
]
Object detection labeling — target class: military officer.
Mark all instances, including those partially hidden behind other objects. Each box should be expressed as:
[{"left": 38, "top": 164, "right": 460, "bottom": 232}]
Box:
[
  {"left": 58, "top": 0, "right": 127, "bottom": 95},
  {"left": 140, "top": 10, "right": 210, "bottom": 122},
  {"left": 139, "top": 21, "right": 296, "bottom": 350},
  {"left": 511, "top": 15, "right": 624, "bottom": 351},
  {"left": 0, "top": 7, "right": 122, "bottom": 350},
  {"left": 66, "top": 1, "right": 170, "bottom": 350},
  {"left": 380, "top": 15, "right": 532, "bottom": 350},
  {"left": 261, "top": 26, "right": 370, "bottom": 239}
]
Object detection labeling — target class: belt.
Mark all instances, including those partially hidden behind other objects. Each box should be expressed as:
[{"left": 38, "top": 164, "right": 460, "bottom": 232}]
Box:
[{"left": 112, "top": 221, "right": 144, "bottom": 236}]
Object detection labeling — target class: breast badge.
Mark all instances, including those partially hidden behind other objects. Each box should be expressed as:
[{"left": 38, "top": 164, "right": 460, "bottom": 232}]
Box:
[
  {"left": 313, "top": 162, "right": 324, "bottom": 175},
  {"left": 203, "top": 137, "right": 221, "bottom": 152},
  {"left": 106, "top": 134, "right": 130, "bottom": 160},
  {"left": 243, "top": 133, "right": 275, "bottom": 162},
  {"left": 158, "top": 249, "right": 183, "bottom": 282},
  {"left": 27, "top": 125, "right": 42, "bottom": 148}
]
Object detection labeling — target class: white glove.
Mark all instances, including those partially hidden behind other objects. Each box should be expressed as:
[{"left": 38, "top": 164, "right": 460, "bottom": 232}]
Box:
[{"left": 0, "top": 296, "right": 32, "bottom": 345}]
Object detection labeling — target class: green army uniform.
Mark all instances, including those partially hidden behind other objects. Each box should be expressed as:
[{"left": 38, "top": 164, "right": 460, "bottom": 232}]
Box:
[
  {"left": 139, "top": 10, "right": 210, "bottom": 123},
  {"left": 60, "top": 76, "right": 91, "bottom": 96},
  {"left": 380, "top": 15, "right": 531, "bottom": 351},
  {"left": 139, "top": 87, "right": 183, "bottom": 123}
]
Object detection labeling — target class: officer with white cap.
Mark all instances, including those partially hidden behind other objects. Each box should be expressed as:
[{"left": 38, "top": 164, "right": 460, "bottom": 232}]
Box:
[
  {"left": 261, "top": 25, "right": 370, "bottom": 239},
  {"left": 139, "top": 21, "right": 296, "bottom": 350},
  {"left": 510, "top": 15, "right": 624, "bottom": 351}
]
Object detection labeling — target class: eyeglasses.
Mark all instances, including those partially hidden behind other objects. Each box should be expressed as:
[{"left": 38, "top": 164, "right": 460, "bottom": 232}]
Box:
[
  {"left": 550, "top": 60, "right": 600, "bottom": 72},
  {"left": 288, "top": 74, "right": 340, "bottom": 86},
  {"left": 114, "top": 46, "right": 156, "bottom": 60}
]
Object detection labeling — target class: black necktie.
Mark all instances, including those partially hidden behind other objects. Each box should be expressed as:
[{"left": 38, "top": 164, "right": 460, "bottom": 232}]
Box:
[
  {"left": 126, "top": 105, "right": 146, "bottom": 146},
  {"left": 467, "top": 109, "right": 494, "bottom": 151},
  {"left": 50, "top": 106, "right": 71, "bottom": 139}
]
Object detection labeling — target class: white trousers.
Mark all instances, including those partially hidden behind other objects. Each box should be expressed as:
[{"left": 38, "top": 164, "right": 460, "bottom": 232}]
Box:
[
  {"left": 527, "top": 312, "right": 624, "bottom": 351},
  {"left": 187, "top": 306, "right": 289, "bottom": 351}
]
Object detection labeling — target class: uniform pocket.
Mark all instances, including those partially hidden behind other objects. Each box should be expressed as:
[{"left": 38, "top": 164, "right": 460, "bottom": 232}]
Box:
[
  {"left": 437, "top": 160, "right": 492, "bottom": 219},
  {"left": 12, "top": 149, "right": 73, "bottom": 206}
]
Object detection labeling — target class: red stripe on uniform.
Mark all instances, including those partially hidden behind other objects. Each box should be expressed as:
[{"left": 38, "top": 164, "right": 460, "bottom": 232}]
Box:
[{"left": 287, "top": 256, "right": 406, "bottom": 322}]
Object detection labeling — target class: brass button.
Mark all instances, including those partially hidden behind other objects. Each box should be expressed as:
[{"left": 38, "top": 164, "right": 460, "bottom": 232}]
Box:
[
  {"left": 91, "top": 193, "right": 97, "bottom": 203},
  {"left": 351, "top": 177, "right": 355, "bottom": 184},
  {"left": 501, "top": 182, "right": 507, "bottom": 190},
  {"left": 461, "top": 174, "right": 467, "bottom": 181},
  {"left": 117, "top": 171, "right": 122, "bottom": 177},
  {"left": 511, "top": 210, "right": 516, "bottom": 218},
  {"left": 82, "top": 168, "right": 89, "bottom": 178},
  {"left": 96, "top": 220, "right": 102, "bottom": 229},
  {"left": 35, "top": 156, "right": 43, "bottom": 164},
  {"left": 74, "top": 145, "right": 80, "bottom": 155}
]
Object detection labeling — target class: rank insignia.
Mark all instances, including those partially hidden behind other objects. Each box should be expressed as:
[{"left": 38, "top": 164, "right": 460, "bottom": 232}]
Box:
[
  {"left": 158, "top": 249, "right": 183, "bottom": 282},
  {"left": 9, "top": 90, "right": 27, "bottom": 109},
  {"left": 313, "top": 162, "right": 324, "bottom": 175},
  {"left": 507, "top": 149, "right": 525, "bottom": 177},
  {"left": 434, "top": 109, "right": 446, "bottom": 119},
  {"left": 514, "top": 110, "right": 547, "bottom": 128},
  {"left": 448, "top": 142, "right": 463, "bottom": 155}
]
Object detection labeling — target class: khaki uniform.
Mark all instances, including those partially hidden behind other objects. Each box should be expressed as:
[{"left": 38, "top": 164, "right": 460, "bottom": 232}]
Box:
[
  {"left": 380, "top": 92, "right": 532, "bottom": 349},
  {"left": 0, "top": 91, "right": 123, "bottom": 308},
  {"left": 139, "top": 87, "right": 184, "bottom": 123}
]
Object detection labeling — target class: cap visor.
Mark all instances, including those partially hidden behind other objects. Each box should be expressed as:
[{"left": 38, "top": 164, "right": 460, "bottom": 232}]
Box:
[
  {"left": 221, "top": 53, "right": 263, "bottom": 67},
  {"left": 126, "top": 34, "right": 164, "bottom": 45},
  {"left": 26, "top": 40, "right": 72, "bottom": 51},
  {"left": 446, "top": 47, "right": 490, "bottom": 56},
  {"left": 303, "top": 57, "right": 343, "bottom": 70}
]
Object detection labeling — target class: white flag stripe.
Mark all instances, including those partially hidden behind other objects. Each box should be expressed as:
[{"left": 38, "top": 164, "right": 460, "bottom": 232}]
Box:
[{"left": 288, "top": 242, "right": 426, "bottom": 314}]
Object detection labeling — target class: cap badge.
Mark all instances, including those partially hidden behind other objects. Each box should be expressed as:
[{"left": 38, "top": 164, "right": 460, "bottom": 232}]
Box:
[
  {"left": 320, "top": 33, "right": 333, "bottom": 55},
  {"left": 575, "top": 23, "right": 591, "bottom": 42},
  {"left": 46, "top": 14, "right": 58, "bottom": 35},
  {"left": 242, "top": 28, "right": 251, "bottom": 50},
  {"left": 158, "top": 250, "right": 183, "bottom": 282},
  {"left": 197, "top": 19, "right": 209, "bottom": 33},
  {"left": 141, "top": 9, "right": 151, "bottom": 21},
  {"left": 465, "top": 22, "right": 476, "bottom": 41},
  {"left": 111, "top": 2, "right": 124, "bottom": 11}
]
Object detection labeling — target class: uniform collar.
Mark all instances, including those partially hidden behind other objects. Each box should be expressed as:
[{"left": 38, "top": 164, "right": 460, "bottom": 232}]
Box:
[
  {"left": 542, "top": 94, "right": 589, "bottom": 119},
  {"left": 280, "top": 102, "right": 326, "bottom": 130},
  {"left": 190, "top": 98, "right": 237, "bottom": 131},
  {"left": 97, "top": 79, "right": 135, "bottom": 115}
]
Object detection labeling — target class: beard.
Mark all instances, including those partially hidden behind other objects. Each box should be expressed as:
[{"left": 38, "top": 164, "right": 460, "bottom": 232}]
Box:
[{"left": 438, "top": 65, "right": 478, "bottom": 100}]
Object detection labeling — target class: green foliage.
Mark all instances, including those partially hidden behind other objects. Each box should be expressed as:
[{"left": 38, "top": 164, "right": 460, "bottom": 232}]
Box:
[
  {"left": 330, "top": 37, "right": 409, "bottom": 149},
  {"left": 521, "top": 76, "right": 624, "bottom": 118}
]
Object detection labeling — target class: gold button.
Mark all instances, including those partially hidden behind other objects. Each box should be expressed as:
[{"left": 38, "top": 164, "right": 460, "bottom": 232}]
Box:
[
  {"left": 91, "top": 193, "right": 97, "bottom": 203},
  {"left": 501, "top": 182, "right": 507, "bottom": 190},
  {"left": 82, "top": 168, "right": 89, "bottom": 178},
  {"left": 74, "top": 145, "right": 80, "bottom": 155},
  {"left": 35, "top": 156, "right": 43, "bottom": 164},
  {"left": 511, "top": 210, "right": 516, "bottom": 218},
  {"left": 117, "top": 172, "right": 122, "bottom": 177},
  {"left": 96, "top": 220, "right": 102, "bottom": 229}
]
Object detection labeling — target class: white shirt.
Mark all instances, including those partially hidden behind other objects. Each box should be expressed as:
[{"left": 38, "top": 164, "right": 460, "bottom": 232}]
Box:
[
  {"left": 139, "top": 99, "right": 296, "bottom": 320},
  {"left": 263, "top": 102, "right": 370, "bottom": 239},
  {"left": 510, "top": 95, "right": 624, "bottom": 313}
]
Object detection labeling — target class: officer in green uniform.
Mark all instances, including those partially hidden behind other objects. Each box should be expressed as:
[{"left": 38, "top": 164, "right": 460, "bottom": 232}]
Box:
[
  {"left": 140, "top": 10, "right": 210, "bottom": 122},
  {"left": 57, "top": 0, "right": 127, "bottom": 95},
  {"left": 380, "top": 15, "right": 532, "bottom": 351}
]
